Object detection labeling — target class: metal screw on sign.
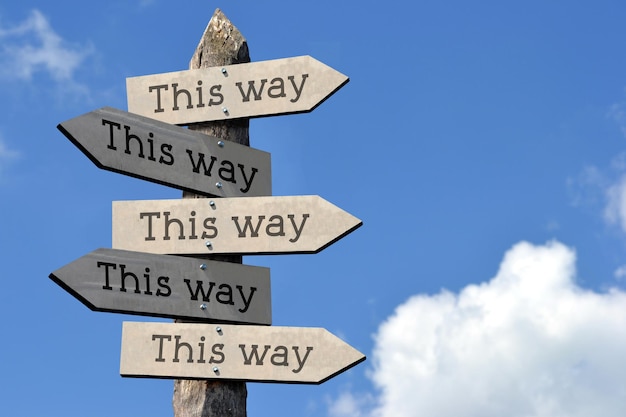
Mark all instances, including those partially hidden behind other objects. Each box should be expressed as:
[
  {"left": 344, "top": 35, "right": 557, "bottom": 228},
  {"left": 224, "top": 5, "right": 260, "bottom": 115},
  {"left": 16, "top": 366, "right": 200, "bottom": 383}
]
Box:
[
  {"left": 200, "top": 304, "right": 207, "bottom": 310},
  {"left": 199, "top": 263, "right": 207, "bottom": 270}
]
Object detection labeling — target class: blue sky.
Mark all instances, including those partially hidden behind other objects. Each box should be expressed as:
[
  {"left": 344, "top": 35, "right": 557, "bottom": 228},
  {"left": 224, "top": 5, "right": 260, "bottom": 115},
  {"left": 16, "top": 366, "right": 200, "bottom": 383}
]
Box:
[{"left": 2, "top": 1, "right": 626, "bottom": 416}]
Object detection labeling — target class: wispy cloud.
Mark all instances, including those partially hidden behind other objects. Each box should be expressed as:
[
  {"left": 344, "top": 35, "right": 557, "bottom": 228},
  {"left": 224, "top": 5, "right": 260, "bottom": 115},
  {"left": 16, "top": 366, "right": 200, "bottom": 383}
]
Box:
[
  {"left": 604, "top": 173, "right": 626, "bottom": 233},
  {"left": 0, "top": 137, "right": 19, "bottom": 159},
  {"left": 139, "top": 0, "right": 157, "bottom": 8},
  {"left": 329, "top": 240, "right": 626, "bottom": 417},
  {"left": 0, "top": 135, "right": 19, "bottom": 181},
  {"left": 567, "top": 95, "right": 626, "bottom": 237},
  {"left": 0, "top": 9, "right": 92, "bottom": 85}
]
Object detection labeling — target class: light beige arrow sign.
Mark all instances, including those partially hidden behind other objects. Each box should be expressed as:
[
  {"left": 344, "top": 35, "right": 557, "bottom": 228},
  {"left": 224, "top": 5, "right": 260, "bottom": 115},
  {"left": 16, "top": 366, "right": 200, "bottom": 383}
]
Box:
[
  {"left": 126, "top": 56, "right": 349, "bottom": 124},
  {"left": 120, "top": 321, "right": 365, "bottom": 384},
  {"left": 112, "top": 195, "right": 362, "bottom": 256}
]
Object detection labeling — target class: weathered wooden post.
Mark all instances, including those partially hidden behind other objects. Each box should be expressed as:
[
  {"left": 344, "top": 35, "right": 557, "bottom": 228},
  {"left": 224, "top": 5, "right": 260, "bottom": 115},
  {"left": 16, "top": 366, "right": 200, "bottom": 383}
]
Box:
[{"left": 173, "top": 9, "right": 249, "bottom": 417}]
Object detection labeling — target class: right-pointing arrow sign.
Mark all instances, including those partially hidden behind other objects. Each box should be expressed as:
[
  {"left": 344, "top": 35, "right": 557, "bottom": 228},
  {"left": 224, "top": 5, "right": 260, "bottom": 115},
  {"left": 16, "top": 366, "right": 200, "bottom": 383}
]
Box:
[
  {"left": 112, "top": 195, "right": 362, "bottom": 256},
  {"left": 126, "top": 56, "right": 349, "bottom": 124},
  {"left": 120, "top": 322, "right": 365, "bottom": 384}
]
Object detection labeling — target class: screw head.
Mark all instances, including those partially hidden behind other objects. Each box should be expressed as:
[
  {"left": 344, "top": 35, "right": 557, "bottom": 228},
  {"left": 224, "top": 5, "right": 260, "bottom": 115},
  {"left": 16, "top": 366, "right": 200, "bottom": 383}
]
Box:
[
  {"left": 215, "top": 182, "right": 223, "bottom": 188},
  {"left": 205, "top": 240, "right": 212, "bottom": 248},
  {"left": 221, "top": 68, "right": 227, "bottom": 74},
  {"left": 217, "top": 140, "right": 225, "bottom": 147},
  {"left": 209, "top": 200, "right": 216, "bottom": 207},
  {"left": 213, "top": 366, "right": 219, "bottom": 372},
  {"left": 222, "top": 107, "right": 228, "bottom": 114},
  {"left": 200, "top": 304, "right": 207, "bottom": 310},
  {"left": 199, "top": 263, "right": 207, "bottom": 270},
  {"left": 216, "top": 326, "right": 222, "bottom": 333}
]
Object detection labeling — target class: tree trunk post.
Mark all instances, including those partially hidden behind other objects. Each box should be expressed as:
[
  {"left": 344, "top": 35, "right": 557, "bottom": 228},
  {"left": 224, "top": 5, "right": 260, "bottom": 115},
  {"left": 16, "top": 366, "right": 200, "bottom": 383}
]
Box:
[{"left": 172, "top": 9, "right": 249, "bottom": 417}]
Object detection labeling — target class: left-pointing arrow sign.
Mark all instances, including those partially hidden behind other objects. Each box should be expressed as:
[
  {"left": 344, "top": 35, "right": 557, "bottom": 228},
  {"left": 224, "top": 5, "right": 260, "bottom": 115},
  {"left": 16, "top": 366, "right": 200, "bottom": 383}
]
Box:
[
  {"left": 57, "top": 107, "right": 272, "bottom": 198},
  {"left": 49, "top": 248, "right": 271, "bottom": 325}
]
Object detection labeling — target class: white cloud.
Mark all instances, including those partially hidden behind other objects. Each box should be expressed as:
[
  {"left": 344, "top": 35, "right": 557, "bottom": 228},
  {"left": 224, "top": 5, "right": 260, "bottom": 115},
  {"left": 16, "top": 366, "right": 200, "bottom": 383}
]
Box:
[
  {"left": 614, "top": 265, "right": 626, "bottom": 281},
  {"left": 327, "top": 391, "right": 374, "bottom": 417},
  {"left": 0, "top": 136, "right": 19, "bottom": 179},
  {"left": 333, "top": 240, "right": 626, "bottom": 417},
  {"left": 567, "top": 164, "right": 607, "bottom": 209},
  {"left": 0, "top": 137, "right": 18, "bottom": 159},
  {"left": 0, "top": 9, "right": 92, "bottom": 83},
  {"left": 604, "top": 173, "right": 626, "bottom": 233},
  {"left": 608, "top": 102, "right": 626, "bottom": 138},
  {"left": 568, "top": 153, "right": 626, "bottom": 236}
]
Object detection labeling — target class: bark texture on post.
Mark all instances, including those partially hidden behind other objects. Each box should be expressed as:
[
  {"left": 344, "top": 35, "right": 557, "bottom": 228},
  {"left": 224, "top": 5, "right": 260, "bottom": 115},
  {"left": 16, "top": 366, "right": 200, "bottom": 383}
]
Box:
[{"left": 173, "top": 9, "right": 249, "bottom": 417}]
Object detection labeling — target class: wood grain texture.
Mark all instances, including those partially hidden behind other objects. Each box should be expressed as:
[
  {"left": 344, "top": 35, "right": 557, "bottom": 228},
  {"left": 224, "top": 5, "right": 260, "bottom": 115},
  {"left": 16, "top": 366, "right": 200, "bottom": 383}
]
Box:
[{"left": 173, "top": 8, "right": 250, "bottom": 417}]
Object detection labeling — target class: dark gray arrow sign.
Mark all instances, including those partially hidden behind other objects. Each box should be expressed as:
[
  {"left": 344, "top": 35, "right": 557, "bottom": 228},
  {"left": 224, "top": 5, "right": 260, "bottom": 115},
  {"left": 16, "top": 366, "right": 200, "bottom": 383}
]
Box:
[
  {"left": 57, "top": 107, "right": 271, "bottom": 198},
  {"left": 49, "top": 248, "right": 271, "bottom": 325},
  {"left": 120, "top": 321, "right": 365, "bottom": 384}
]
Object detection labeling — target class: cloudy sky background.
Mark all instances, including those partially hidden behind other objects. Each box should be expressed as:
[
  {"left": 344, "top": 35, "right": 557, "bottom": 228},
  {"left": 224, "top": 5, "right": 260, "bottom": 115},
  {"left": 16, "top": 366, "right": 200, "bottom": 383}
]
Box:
[{"left": 2, "top": 2, "right": 626, "bottom": 416}]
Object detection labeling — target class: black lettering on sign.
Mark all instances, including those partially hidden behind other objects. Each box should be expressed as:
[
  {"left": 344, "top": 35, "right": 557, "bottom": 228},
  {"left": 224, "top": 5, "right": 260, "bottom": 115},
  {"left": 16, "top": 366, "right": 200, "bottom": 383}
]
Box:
[
  {"left": 231, "top": 214, "right": 309, "bottom": 242},
  {"left": 152, "top": 334, "right": 171, "bottom": 362},
  {"left": 235, "top": 74, "right": 308, "bottom": 103},
  {"left": 97, "top": 261, "right": 171, "bottom": 297},
  {"left": 139, "top": 211, "right": 218, "bottom": 241},
  {"left": 232, "top": 216, "right": 265, "bottom": 238},
  {"left": 148, "top": 82, "right": 224, "bottom": 113},
  {"left": 148, "top": 84, "right": 168, "bottom": 113},
  {"left": 101, "top": 119, "right": 175, "bottom": 166},
  {"left": 151, "top": 334, "right": 225, "bottom": 364},
  {"left": 236, "top": 79, "right": 267, "bottom": 102},
  {"left": 185, "top": 150, "right": 259, "bottom": 194},
  {"left": 238, "top": 344, "right": 313, "bottom": 373},
  {"left": 184, "top": 280, "right": 257, "bottom": 313},
  {"left": 288, "top": 74, "right": 308, "bottom": 103}
]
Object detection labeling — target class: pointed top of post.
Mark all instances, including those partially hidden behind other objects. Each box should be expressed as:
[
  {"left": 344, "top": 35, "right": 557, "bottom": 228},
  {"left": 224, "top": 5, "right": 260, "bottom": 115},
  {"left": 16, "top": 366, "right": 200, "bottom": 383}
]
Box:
[{"left": 190, "top": 8, "right": 250, "bottom": 70}]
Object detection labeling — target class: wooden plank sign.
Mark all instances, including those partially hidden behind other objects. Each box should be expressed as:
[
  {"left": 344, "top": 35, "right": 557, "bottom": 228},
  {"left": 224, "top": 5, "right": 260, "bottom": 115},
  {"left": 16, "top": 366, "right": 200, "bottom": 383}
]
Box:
[
  {"left": 120, "top": 322, "right": 365, "bottom": 384},
  {"left": 57, "top": 107, "right": 271, "bottom": 198},
  {"left": 49, "top": 249, "right": 271, "bottom": 325},
  {"left": 126, "top": 56, "right": 349, "bottom": 124},
  {"left": 112, "top": 196, "right": 362, "bottom": 256}
]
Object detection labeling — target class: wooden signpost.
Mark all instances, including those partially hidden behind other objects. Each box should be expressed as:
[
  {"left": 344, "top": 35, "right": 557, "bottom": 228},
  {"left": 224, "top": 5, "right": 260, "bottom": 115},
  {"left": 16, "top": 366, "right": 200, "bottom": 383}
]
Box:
[
  {"left": 49, "top": 248, "right": 271, "bottom": 324},
  {"left": 49, "top": 8, "right": 363, "bottom": 417},
  {"left": 126, "top": 55, "right": 349, "bottom": 125},
  {"left": 120, "top": 322, "right": 365, "bottom": 384},
  {"left": 111, "top": 195, "right": 362, "bottom": 256},
  {"left": 57, "top": 106, "right": 271, "bottom": 198}
]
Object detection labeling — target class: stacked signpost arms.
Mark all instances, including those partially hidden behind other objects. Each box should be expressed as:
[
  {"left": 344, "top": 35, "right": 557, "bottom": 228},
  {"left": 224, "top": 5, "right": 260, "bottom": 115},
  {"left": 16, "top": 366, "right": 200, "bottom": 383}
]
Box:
[{"left": 49, "top": 8, "right": 364, "bottom": 415}]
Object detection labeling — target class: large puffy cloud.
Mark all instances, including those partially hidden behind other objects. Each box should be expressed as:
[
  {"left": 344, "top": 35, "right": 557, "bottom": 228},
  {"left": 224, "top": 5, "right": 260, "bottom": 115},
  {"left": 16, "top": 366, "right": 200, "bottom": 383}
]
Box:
[{"left": 346, "top": 240, "right": 626, "bottom": 417}]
